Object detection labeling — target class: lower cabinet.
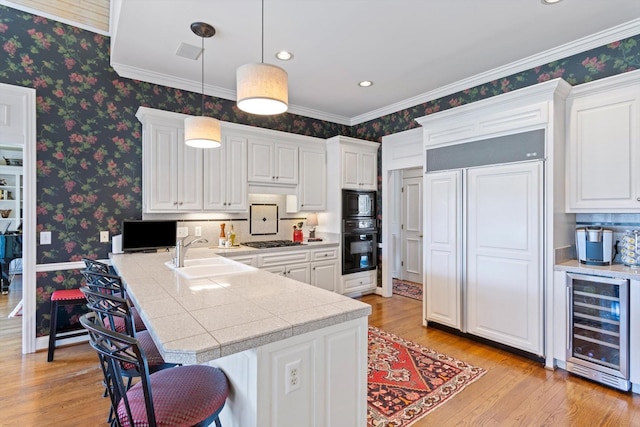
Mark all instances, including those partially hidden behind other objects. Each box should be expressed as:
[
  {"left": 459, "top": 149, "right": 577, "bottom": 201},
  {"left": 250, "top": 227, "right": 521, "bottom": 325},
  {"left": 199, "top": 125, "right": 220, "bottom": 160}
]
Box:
[
  {"left": 310, "top": 248, "right": 338, "bottom": 292},
  {"left": 342, "top": 270, "right": 376, "bottom": 296},
  {"left": 263, "top": 263, "right": 311, "bottom": 283},
  {"left": 227, "top": 247, "right": 339, "bottom": 291}
]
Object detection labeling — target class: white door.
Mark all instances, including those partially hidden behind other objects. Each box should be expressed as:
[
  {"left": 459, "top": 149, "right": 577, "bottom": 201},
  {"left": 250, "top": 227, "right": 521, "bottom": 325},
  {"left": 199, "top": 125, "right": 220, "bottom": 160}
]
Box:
[
  {"left": 147, "top": 123, "right": 179, "bottom": 211},
  {"left": 465, "top": 161, "right": 543, "bottom": 354},
  {"left": 359, "top": 151, "right": 378, "bottom": 190},
  {"left": 341, "top": 148, "right": 360, "bottom": 189},
  {"left": 424, "top": 170, "right": 462, "bottom": 329},
  {"left": 203, "top": 140, "right": 226, "bottom": 210},
  {"left": 248, "top": 139, "right": 274, "bottom": 182},
  {"left": 298, "top": 148, "right": 326, "bottom": 211},
  {"left": 401, "top": 174, "right": 422, "bottom": 284},
  {"left": 286, "top": 263, "right": 311, "bottom": 284},
  {"left": 177, "top": 138, "right": 203, "bottom": 210}
]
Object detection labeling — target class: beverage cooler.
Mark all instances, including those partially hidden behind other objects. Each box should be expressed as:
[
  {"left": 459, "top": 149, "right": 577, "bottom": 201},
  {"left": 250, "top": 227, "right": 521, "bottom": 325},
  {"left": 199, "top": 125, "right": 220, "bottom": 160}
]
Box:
[{"left": 566, "top": 273, "right": 630, "bottom": 391}]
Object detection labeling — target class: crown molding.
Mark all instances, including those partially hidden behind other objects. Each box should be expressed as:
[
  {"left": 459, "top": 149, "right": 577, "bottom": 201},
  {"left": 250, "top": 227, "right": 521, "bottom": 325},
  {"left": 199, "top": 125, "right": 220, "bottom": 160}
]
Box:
[{"left": 350, "top": 18, "right": 640, "bottom": 126}]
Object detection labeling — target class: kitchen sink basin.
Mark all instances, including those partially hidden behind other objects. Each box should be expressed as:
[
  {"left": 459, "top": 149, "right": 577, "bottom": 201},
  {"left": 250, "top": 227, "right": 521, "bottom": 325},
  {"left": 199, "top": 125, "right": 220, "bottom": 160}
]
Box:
[
  {"left": 174, "top": 262, "right": 254, "bottom": 279},
  {"left": 182, "top": 258, "right": 231, "bottom": 267}
]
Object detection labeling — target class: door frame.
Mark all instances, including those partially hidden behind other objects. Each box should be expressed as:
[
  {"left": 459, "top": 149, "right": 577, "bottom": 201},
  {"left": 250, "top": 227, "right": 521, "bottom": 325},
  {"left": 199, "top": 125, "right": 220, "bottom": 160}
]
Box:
[
  {"left": 380, "top": 128, "right": 423, "bottom": 298},
  {"left": 0, "top": 83, "right": 36, "bottom": 353},
  {"left": 400, "top": 169, "right": 423, "bottom": 284}
]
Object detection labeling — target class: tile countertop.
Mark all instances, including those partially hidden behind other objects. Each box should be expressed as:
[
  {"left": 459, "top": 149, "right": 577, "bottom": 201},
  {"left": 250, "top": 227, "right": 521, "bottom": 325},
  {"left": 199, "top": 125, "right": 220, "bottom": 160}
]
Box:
[
  {"left": 555, "top": 260, "right": 640, "bottom": 281},
  {"left": 109, "top": 248, "right": 369, "bottom": 365}
]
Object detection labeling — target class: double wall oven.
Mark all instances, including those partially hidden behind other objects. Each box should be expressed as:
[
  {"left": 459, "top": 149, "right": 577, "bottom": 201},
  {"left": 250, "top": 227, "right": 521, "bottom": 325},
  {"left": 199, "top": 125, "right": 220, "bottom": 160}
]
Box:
[{"left": 342, "top": 190, "right": 378, "bottom": 275}]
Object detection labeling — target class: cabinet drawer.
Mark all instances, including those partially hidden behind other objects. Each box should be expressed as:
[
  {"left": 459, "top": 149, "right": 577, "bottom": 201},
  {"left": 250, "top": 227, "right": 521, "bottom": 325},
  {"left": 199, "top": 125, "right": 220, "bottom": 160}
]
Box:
[
  {"left": 343, "top": 271, "right": 376, "bottom": 293},
  {"left": 258, "top": 250, "right": 310, "bottom": 267},
  {"left": 311, "top": 247, "right": 338, "bottom": 261}
]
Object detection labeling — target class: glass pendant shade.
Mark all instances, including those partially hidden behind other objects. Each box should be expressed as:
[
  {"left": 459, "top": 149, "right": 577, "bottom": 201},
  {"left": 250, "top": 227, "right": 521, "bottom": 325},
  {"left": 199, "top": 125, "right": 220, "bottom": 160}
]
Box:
[
  {"left": 184, "top": 115, "right": 221, "bottom": 148},
  {"left": 236, "top": 62, "right": 288, "bottom": 115}
]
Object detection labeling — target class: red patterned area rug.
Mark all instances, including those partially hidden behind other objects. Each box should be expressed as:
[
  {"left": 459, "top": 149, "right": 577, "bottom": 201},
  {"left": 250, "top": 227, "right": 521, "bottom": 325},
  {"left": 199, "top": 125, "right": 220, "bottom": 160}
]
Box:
[
  {"left": 392, "top": 278, "right": 423, "bottom": 301},
  {"left": 367, "top": 327, "right": 486, "bottom": 427}
]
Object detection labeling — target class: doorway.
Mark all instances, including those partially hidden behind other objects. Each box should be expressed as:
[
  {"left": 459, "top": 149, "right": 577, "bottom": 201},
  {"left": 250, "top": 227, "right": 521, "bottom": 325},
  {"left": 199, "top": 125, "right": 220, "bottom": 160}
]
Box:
[
  {"left": 400, "top": 168, "right": 423, "bottom": 284},
  {"left": 0, "top": 83, "right": 36, "bottom": 354}
]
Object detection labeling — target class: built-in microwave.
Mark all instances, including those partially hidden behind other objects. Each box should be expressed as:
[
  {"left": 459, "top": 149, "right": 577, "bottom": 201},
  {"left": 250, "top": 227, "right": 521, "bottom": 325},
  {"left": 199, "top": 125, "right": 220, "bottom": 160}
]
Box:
[{"left": 342, "top": 190, "right": 376, "bottom": 219}]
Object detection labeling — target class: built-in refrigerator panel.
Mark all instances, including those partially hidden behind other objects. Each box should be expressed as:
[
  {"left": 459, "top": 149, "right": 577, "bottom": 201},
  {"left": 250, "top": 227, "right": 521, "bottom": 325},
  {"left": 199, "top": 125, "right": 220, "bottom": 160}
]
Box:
[{"left": 424, "top": 129, "right": 546, "bottom": 356}]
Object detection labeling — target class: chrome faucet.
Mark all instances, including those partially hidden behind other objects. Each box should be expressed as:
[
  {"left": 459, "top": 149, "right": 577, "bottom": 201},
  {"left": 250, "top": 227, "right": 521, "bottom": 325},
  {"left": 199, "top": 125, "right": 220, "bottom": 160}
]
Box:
[{"left": 174, "top": 237, "right": 209, "bottom": 268}]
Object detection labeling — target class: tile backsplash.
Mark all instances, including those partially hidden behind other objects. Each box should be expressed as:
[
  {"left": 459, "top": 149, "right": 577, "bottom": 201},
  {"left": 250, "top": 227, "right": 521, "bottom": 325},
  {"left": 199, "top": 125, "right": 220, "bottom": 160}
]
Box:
[
  {"left": 575, "top": 213, "right": 640, "bottom": 263},
  {"left": 174, "top": 194, "right": 312, "bottom": 248}
]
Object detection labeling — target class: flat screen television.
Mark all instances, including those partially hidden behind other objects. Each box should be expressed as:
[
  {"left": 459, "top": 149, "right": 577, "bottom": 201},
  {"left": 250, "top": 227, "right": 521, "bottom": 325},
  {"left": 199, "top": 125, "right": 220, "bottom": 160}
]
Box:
[{"left": 121, "top": 220, "right": 177, "bottom": 253}]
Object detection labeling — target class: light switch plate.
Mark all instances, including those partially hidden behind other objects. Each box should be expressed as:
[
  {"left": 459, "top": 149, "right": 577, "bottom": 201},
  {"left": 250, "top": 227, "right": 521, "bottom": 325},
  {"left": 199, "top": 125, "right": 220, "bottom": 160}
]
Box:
[
  {"left": 177, "top": 227, "right": 188, "bottom": 238},
  {"left": 40, "top": 231, "right": 51, "bottom": 245},
  {"left": 100, "top": 231, "right": 109, "bottom": 243}
]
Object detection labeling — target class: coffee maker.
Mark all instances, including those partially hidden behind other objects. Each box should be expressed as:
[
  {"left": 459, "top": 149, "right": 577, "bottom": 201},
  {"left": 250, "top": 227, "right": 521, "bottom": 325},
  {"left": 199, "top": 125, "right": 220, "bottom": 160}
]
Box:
[{"left": 576, "top": 227, "right": 615, "bottom": 265}]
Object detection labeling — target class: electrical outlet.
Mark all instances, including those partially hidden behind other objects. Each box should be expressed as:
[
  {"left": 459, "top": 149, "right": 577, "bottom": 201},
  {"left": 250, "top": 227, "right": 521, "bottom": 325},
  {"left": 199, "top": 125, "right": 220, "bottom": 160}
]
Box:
[
  {"left": 177, "top": 227, "right": 188, "bottom": 238},
  {"left": 194, "top": 226, "right": 202, "bottom": 237},
  {"left": 285, "top": 360, "right": 301, "bottom": 394},
  {"left": 40, "top": 231, "right": 51, "bottom": 245},
  {"left": 100, "top": 231, "right": 109, "bottom": 243}
]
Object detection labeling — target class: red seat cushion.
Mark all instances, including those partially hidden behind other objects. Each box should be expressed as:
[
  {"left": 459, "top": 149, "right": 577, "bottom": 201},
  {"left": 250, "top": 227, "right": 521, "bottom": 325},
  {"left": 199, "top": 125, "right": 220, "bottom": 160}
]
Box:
[
  {"left": 121, "top": 330, "right": 166, "bottom": 371},
  {"left": 117, "top": 365, "right": 228, "bottom": 427},
  {"left": 51, "top": 288, "right": 85, "bottom": 302}
]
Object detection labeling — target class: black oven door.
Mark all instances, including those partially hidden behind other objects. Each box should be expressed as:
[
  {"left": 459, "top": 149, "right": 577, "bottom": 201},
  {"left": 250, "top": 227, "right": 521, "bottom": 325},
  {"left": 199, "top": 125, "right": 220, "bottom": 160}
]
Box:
[{"left": 342, "top": 232, "right": 377, "bottom": 275}]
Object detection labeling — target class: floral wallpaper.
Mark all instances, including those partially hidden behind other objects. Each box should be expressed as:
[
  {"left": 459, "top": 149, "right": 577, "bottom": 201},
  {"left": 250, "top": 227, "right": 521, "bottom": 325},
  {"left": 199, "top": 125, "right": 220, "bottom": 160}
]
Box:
[{"left": 0, "top": 4, "right": 638, "bottom": 335}]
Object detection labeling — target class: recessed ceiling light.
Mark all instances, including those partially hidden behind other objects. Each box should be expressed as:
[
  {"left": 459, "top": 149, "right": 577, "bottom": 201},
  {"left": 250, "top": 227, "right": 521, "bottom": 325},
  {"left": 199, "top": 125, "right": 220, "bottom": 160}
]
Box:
[
  {"left": 358, "top": 80, "right": 373, "bottom": 87},
  {"left": 541, "top": 0, "right": 563, "bottom": 4},
  {"left": 275, "top": 51, "right": 293, "bottom": 61}
]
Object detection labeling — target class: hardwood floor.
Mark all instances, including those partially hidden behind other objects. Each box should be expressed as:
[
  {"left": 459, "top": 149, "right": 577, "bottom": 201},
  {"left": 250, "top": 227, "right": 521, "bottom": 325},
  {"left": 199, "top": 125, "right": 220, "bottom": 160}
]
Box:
[
  {"left": 1, "top": 288, "right": 638, "bottom": 426},
  {"left": 363, "top": 294, "right": 640, "bottom": 427}
]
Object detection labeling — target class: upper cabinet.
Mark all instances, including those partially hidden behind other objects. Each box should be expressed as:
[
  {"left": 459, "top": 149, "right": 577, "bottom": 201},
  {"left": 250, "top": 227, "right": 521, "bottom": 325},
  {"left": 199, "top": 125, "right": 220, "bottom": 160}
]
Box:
[
  {"left": 327, "top": 136, "right": 379, "bottom": 191},
  {"left": 566, "top": 70, "right": 640, "bottom": 212},
  {"left": 137, "top": 106, "right": 326, "bottom": 215},
  {"left": 204, "top": 135, "right": 248, "bottom": 212},
  {"left": 248, "top": 139, "right": 298, "bottom": 185},
  {"left": 296, "top": 145, "right": 326, "bottom": 211},
  {"left": 137, "top": 109, "right": 203, "bottom": 213}
]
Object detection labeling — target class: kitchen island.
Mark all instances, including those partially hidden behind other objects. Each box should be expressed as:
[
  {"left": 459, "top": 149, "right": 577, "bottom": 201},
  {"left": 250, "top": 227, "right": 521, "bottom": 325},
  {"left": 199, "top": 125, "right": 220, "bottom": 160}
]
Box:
[{"left": 110, "top": 248, "right": 371, "bottom": 427}]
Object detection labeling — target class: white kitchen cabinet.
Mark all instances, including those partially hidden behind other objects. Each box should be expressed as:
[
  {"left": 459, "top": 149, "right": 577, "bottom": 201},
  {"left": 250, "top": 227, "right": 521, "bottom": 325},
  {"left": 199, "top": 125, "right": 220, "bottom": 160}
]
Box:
[
  {"left": 0, "top": 165, "right": 23, "bottom": 231},
  {"left": 204, "top": 135, "right": 248, "bottom": 212},
  {"left": 424, "top": 170, "right": 461, "bottom": 329},
  {"left": 263, "top": 263, "right": 311, "bottom": 283},
  {"left": 258, "top": 249, "right": 312, "bottom": 284},
  {"left": 248, "top": 138, "right": 298, "bottom": 185},
  {"left": 341, "top": 144, "right": 378, "bottom": 190},
  {"left": 566, "top": 71, "right": 640, "bottom": 212},
  {"left": 342, "top": 270, "right": 376, "bottom": 296},
  {"left": 296, "top": 146, "right": 326, "bottom": 212},
  {"left": 137, "top": 107, "right": 207, "bottom": 213},
  {"left": 310, "top": 248, "right": 338, "bottom": 292},
  {"left": 141, "top": 118, "right": 203, "bottom": 212}
]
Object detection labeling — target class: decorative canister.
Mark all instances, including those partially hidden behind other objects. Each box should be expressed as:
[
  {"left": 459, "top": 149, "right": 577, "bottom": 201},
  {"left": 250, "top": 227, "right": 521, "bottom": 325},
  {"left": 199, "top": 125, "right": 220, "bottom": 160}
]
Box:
[{"left": 620, "top": 230, "right": 640, "bottom": 267}]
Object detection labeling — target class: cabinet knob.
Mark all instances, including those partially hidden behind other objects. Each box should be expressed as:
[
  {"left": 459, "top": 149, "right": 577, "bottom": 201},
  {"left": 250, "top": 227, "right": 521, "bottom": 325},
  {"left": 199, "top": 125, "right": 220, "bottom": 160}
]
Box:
[
  {"left": 179, "top": 202, "right": 183, "bottom": 205},
  {"left": 637, "top": 197, "right": 640, "bottom": 202},
  {"left": 313, "top": 267, "right": 316, "bottom": 270},
  {"left": 324, "top": 254, "right": 328, "bottom": 257},
  {"left": 173, "top": 202, "right": 178, "bottom": 205}
]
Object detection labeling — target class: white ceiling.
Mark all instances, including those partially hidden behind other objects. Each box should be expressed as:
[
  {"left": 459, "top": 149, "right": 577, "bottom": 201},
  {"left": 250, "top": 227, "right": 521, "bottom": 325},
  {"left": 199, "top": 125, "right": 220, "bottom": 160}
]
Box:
[{"left": 110, "top": 0, "right": 640, "bottom": 125}]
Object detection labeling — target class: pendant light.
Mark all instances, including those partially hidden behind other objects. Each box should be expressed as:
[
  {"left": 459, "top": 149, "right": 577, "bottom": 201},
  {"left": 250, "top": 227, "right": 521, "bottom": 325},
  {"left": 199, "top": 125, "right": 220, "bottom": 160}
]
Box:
[
  {"left": 185, "top": 22, "right": 221, "bottom": 148},
  {"left": 236, "top": 0, "right": 288, "bottom": 115}
]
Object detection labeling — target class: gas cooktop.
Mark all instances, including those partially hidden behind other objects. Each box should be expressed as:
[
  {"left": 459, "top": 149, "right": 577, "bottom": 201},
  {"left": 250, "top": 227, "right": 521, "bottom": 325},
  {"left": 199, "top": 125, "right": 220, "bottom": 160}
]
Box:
[{"left": 242, "top": 240, "right": 304, "bottom": 249}]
